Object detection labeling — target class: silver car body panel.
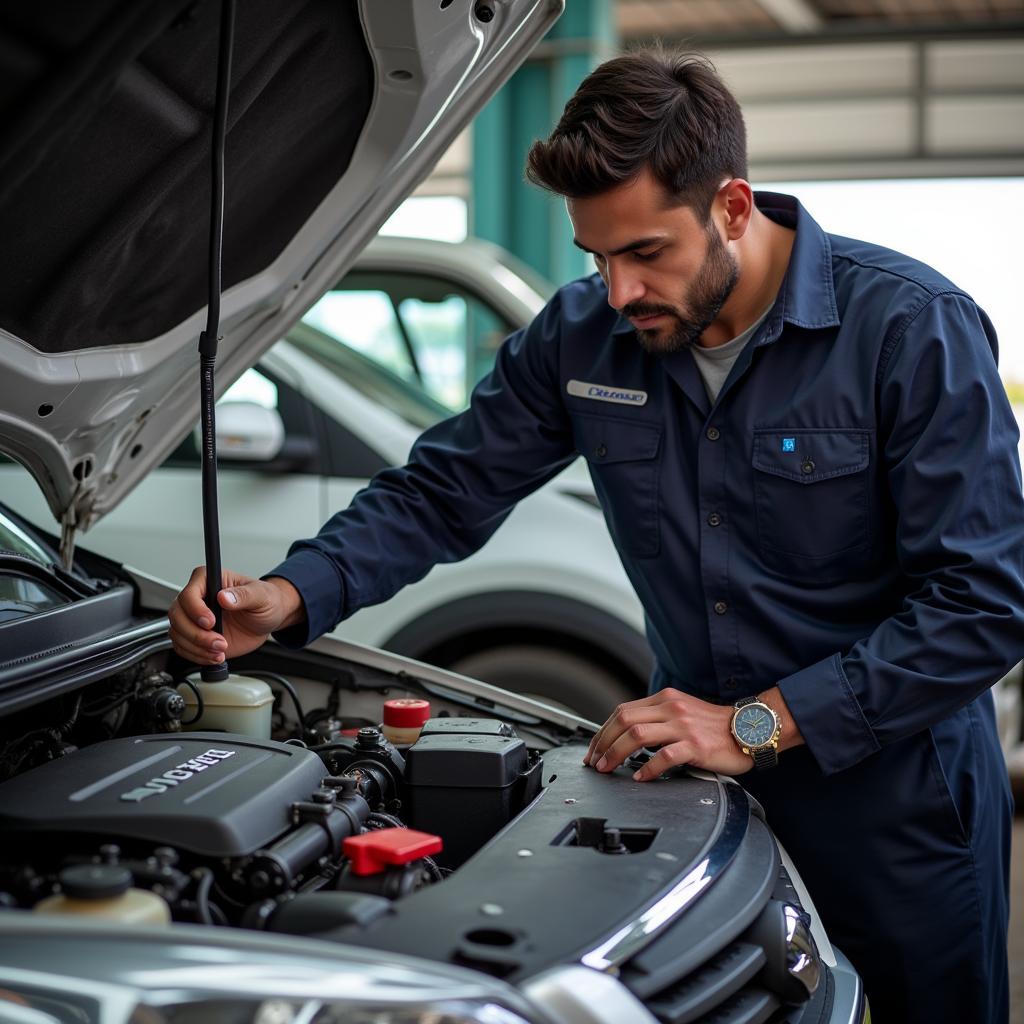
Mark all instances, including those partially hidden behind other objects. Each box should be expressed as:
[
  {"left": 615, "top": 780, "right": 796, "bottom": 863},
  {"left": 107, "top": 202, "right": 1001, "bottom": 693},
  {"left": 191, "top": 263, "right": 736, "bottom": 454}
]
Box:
[{"left": 0, "top": 0, "right": 563, "bottom": 534}]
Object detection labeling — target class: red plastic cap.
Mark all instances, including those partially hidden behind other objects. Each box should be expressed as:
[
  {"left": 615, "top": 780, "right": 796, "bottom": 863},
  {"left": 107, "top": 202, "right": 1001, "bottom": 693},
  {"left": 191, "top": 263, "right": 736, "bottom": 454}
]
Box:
[
  {"left": 343, "top": 828, "right": 443, "bottom": 876},
  {"left": 383, "top": 698, "right": 431, "bottom": 728}
]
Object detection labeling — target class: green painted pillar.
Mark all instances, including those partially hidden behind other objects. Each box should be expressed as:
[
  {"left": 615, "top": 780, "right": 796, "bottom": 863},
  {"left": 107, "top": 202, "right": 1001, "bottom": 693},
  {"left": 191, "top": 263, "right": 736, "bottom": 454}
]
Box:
[{"left": 471, "top": 1, "right": 617, "bottom": 289}]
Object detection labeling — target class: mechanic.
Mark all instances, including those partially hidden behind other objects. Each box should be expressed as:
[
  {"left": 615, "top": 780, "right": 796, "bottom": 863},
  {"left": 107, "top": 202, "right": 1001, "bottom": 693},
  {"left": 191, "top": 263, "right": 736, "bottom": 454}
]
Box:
[{"left": 169, "top": 49, "right": 1021, "bottom": 1024}]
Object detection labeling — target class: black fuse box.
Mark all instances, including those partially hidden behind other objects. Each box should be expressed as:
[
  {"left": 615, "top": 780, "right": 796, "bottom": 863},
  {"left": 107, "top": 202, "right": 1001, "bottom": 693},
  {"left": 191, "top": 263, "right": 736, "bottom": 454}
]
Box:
[
  {"left": 419, "top": 717, "right": 515, "bottom": 738},
  {"left": 403, "top": 731, "right": 540, "bottom": 867}
]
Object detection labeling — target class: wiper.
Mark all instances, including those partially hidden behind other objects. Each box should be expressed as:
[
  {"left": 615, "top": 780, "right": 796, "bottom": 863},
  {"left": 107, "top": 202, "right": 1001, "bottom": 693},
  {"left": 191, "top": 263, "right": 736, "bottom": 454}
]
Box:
[{"left": 0, "top": 553, "right": 98, "bottom": 601}]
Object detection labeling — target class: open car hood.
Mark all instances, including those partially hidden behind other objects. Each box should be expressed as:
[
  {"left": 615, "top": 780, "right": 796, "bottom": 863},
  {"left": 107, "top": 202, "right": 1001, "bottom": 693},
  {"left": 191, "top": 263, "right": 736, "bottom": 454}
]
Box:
[{"left": 0, "top": 0, "right": 561, "bottom": 541}]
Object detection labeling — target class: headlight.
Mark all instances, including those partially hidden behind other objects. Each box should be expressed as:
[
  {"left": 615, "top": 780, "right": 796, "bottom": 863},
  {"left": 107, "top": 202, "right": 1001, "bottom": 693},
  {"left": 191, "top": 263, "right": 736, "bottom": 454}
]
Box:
[
  {"left": 0, "top": 919, "right": 538, "bottom": 1024},
  {"left": 138, "top": 999, "right": 529, "bottom": 1024},
  {"left": 0, "top": 978, "right": 531, "bottom": 1024},
  {"left": 0, "top": 991, "right": 529, "bottom": 1024}
]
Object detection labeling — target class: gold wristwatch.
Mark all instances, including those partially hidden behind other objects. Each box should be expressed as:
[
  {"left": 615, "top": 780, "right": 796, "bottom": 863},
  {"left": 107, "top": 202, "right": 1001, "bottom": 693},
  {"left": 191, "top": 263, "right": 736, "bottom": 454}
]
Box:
[{"left": 730, "top": 696, "right": 780, "bottom": 769}]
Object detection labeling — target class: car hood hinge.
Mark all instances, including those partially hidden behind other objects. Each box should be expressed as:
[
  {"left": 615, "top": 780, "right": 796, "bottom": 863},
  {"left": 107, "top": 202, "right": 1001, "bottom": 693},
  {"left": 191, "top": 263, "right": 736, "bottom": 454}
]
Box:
[{"left": 59, "top": 485, "right": 91, "bottom": 570}]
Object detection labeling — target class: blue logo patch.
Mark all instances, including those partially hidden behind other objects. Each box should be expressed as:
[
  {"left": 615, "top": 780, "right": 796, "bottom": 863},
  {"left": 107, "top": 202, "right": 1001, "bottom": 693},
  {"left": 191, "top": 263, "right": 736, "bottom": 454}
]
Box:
[{"left": 781, "top": 437, "right": 796, "bottom": 452}]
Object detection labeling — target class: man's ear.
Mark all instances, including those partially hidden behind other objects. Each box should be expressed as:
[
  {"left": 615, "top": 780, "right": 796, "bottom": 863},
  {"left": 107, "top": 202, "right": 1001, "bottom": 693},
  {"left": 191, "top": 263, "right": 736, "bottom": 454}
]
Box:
[{"left": 717, "top": 179, "right": 754, "bottom": 241}]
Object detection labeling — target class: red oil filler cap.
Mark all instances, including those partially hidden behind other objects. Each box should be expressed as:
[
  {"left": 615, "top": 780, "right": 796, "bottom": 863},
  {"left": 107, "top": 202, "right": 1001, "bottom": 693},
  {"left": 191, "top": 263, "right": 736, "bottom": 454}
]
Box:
[
  {"left": 343, "top": 828, "right": 443, "bottom": 876},
  {"left": 382, "top": 698, "right": 431, "bottom": 746}
]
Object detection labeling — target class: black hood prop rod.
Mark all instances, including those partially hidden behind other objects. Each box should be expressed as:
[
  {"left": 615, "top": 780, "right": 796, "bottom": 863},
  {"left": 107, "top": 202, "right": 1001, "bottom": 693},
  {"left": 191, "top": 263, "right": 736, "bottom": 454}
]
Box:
[{"left": 197, "top": 0, "right": 236, "bottom": 684}]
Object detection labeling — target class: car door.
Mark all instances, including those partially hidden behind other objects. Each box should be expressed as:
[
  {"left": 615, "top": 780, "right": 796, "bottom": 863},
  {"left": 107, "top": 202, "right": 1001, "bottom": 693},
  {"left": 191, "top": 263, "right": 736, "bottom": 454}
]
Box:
[{"left": 303, "top": 267, "right": 515, "bottom": 413}]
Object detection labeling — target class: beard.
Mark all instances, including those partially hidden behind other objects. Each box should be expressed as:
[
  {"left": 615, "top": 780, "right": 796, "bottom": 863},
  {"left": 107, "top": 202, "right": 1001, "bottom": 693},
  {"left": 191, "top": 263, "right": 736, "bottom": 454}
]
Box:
[{"left": 624, "top": 225, "right": 739, "bottom": 355}]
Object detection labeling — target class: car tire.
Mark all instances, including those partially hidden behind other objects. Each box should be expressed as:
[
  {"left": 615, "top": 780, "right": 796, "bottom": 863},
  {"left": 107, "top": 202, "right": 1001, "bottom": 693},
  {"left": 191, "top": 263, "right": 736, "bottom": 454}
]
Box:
[{"left": 447, "top": 645, "right": 637, "bottom": 723}]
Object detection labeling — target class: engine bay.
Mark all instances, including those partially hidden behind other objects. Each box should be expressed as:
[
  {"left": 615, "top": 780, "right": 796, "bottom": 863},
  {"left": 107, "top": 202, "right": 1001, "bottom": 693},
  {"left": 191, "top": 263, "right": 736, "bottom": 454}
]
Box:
[
  {"left": 0, "top": 586, "right": 841, "bottom": 1024},
  {"left": 0, "top": 651, "right": 559, "bottom": 927}
]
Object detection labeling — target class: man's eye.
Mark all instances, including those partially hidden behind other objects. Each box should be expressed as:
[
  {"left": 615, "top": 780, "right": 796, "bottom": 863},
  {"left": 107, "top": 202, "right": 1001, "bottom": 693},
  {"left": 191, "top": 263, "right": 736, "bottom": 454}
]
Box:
[{"left": 633, "top": 249, "right": 661, "bottom": 262}]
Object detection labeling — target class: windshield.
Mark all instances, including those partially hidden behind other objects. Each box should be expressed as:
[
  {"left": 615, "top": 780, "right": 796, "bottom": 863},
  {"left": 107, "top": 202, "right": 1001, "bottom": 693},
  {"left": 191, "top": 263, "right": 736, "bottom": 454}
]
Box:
[
  {"left": 285, "top": 320, "right": 452, "bottom": 431},
  {"left": 0, "top": 575, "right": 69, "bottom": 624},
  {"left": 0, "top": 508, "right": 53, "bottom": 566},
  {"left": 0, "top": 510, "right": 70, "bottom": 622}
]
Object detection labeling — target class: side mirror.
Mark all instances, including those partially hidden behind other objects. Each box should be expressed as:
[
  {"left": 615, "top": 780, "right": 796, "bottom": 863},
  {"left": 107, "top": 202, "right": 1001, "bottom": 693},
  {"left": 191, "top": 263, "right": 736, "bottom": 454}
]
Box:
[{"left": 202, "top": 401, "right": 285, "bottom": 462}]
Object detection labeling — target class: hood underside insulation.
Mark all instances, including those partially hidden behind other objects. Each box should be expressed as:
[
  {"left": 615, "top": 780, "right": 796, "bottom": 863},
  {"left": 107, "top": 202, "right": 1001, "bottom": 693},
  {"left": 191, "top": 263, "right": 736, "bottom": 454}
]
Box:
[{"left": 0, "top": 0, "right": 372, "bottom": 352}]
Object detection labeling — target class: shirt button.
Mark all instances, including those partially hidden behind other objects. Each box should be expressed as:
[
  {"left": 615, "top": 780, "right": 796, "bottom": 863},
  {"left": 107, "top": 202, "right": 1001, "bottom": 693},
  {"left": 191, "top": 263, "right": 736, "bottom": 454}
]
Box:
[
  {"left": 713, "top": 600, "right": 728, "bottom": 615},
  {"left": 595, "top": 444, "right": 607, "bottom": 458},
  {"left": 706, "top": 426, "right": 720, "bottom": 441},
  {"left": 707, "top": 512, "right": 722, "bottom": 527},
  {"left": 723, "top": 677, "right": 738, "bottom": 691},
  {"left": 801, "top": 459, "right": 815, "bottom": 474}
]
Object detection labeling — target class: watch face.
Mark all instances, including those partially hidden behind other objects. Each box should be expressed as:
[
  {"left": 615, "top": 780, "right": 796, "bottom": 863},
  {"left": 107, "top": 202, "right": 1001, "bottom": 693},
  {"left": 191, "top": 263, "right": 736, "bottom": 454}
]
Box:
[{"left": 734, "top": 703, "right": 776, "bottom": 748}]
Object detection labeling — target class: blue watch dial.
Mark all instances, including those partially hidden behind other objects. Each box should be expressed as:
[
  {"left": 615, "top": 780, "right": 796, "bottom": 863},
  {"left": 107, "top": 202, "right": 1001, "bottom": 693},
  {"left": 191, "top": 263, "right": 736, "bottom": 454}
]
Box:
[{"left": 735, "top": 704, "right": 775, "bottom": 747}]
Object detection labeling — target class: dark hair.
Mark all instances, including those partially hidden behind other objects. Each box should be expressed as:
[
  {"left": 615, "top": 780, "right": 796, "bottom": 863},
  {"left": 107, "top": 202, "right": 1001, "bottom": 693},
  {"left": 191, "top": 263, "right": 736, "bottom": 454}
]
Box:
[{"left": 526, "top": 48, "right": 747, "bottom": 220}]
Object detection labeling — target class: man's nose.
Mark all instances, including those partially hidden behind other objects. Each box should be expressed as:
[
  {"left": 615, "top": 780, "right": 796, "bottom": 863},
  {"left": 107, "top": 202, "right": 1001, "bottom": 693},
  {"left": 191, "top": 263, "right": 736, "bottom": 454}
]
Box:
[{"left": 606, "top": 261, "right": 645, "bottom": 311}]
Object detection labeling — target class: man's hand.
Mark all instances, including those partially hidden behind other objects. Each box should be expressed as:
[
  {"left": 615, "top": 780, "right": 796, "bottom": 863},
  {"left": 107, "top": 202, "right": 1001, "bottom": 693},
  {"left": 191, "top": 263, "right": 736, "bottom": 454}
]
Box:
[
  {"left": 168, "top": 567, "right": 305, "bottom": 665},
  {"left": 584, "top": 688, "right": 753, "bottom": 781}
]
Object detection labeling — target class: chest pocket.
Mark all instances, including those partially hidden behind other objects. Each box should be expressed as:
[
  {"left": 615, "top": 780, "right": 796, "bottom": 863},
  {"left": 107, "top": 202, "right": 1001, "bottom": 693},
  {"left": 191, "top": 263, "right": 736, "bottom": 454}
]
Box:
[
  {"left": 573, "top": 413, "right": 662, "bottom": 558},
  {"left": 752, "top": 429, "right": 872, "bottom": 581}
]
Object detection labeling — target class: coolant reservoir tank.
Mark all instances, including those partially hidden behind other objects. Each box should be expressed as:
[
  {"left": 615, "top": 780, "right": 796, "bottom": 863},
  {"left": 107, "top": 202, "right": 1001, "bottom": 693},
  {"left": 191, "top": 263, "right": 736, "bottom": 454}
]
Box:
[
  {"left": 177, "top": 674, "right": 274, "bottom": 738},
  {"left": 382, "top": 698, "right": 431, "bottom": 747},
  {"left": 34, "top": 865, "right": 170, "bottom": 925}
]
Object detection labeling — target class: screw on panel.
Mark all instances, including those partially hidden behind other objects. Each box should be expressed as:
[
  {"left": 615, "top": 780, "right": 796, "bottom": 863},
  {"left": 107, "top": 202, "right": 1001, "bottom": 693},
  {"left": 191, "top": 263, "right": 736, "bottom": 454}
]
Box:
[
  {"left": 480, "top": 903, "right": 504, "bottom": 916},
  {"left": 564, "top": 798, "right": 577, "bottom": 805},
  {"left": 517, "top": 849, "right": 533, "bottom": 858},
  {"left": 700, "top": 798, "right": 715, "bottom": 806}
]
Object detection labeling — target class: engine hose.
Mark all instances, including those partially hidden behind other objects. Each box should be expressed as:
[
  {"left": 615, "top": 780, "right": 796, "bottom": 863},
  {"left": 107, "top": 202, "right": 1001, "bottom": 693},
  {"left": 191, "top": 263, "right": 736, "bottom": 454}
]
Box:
[
  {"left": 192, "top": 867, "right": 216, "bottom": 925},
  {"left": 245, "top": 793, "right": 371, "bottom": 895}
]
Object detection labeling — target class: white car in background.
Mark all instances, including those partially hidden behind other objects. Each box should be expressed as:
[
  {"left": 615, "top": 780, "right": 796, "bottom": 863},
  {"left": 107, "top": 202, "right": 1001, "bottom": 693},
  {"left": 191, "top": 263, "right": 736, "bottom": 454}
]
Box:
[{"left": 1, "top": 235, "right": 652, "bottom": 721}]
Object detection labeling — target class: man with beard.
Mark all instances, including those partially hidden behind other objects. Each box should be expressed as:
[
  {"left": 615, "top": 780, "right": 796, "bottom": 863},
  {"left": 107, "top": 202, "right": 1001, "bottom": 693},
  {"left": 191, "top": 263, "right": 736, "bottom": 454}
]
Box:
[{"left": 169, "top": 49, "right": 1021, "bottom": 1023}]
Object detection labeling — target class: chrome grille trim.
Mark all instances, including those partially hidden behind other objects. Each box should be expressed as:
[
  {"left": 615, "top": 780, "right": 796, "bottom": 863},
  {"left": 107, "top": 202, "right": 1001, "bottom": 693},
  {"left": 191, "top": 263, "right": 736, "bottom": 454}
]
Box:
[{"left": 580, "top": 781, "right": 749, "bottom": 971}]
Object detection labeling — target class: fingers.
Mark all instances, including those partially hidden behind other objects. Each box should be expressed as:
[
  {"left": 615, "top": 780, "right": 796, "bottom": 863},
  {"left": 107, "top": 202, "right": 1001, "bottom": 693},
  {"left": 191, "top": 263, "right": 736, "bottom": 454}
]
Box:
[
  {"left": 168, "top": 566, "right": 225, "bottom": 664},
  {"left": 585, "top": 690, "right": 686, "bottom": 765},
  {"left": 177, "top": 566, "right": 214, "bottom": 629},
  {"left": 592, "top": 721, "right": 688, "bottom": 774},
  {"left": 585, "top": 706, "right": 667, "bottom": 767},
  {"left": 168, "top": 605, "right": 226, "bottom": 664},
  {"left": 583, "top": 694, "right": 746, "bottom": 781},
  {"left": 171, "top": 633, "right": 225, "bottom": 666},
  {"left": 217, "top": 582, "right": 260, "bottom": 612},
  {"left": 632, "top": 741, "right": 693, "bottom": 782}
]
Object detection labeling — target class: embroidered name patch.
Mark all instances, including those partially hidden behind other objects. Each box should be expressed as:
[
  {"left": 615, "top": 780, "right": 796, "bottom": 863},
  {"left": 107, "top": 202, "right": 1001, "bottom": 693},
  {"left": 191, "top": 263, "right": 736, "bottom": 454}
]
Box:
[
  {"left": 781, "top": 437, "right": 796, "bottom": 452},
  {"left": 567, "top": 379, "right": 648, "bottom": 407}
]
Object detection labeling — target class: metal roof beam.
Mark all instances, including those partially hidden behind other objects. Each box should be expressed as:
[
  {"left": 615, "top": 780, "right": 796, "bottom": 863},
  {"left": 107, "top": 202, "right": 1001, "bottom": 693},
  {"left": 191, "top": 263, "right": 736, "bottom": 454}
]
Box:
[{"left": 756, "top": 0, "right": 824, "bottom": 33}]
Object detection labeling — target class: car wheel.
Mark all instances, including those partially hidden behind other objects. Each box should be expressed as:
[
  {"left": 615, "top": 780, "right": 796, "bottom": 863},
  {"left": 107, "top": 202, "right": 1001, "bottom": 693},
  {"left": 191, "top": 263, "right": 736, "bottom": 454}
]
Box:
[{"left": 447, "top": 645, "right": 637, "bottom": 723}]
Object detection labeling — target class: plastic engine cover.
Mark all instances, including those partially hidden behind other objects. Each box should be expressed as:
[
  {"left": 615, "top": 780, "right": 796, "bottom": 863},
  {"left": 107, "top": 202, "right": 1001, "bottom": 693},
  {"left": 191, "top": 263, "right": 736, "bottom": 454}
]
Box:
[{"left": 0, "top": 732, "right": 326, "bottom": 857}]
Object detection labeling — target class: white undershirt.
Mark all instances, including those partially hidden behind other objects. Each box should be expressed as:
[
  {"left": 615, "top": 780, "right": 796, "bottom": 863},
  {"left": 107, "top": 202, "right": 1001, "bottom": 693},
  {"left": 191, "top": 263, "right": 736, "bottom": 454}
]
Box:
[{"left": 689, "top": 303, "right": 774, "bottom": 403}]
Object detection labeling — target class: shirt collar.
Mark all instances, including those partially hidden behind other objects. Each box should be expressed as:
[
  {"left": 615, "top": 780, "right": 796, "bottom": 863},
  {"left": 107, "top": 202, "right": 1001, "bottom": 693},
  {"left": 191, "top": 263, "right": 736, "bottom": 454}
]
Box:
[
  {"left": 755, "top": 190, "right": 839, "bottom": 331},
  {"left": 610, "top": 190, "right": 839, "bottom": 337}
]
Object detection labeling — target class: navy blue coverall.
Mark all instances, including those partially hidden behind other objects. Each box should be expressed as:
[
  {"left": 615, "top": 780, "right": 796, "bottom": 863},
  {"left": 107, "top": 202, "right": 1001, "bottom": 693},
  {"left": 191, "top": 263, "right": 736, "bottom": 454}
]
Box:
[{"left": 271, "top": 194, "right": 1022, "bottom": 1023}]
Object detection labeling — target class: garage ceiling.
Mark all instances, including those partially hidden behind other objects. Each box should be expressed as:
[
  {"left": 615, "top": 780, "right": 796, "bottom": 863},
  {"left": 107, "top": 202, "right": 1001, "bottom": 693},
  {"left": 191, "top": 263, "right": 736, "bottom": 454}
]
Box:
[
  {"left": 614, "top": 0, "right": 1024, "bottom": 180},
  {"left": 618, "top": 0, "right": 1024, "bottom": 39},
  {"left": 423, "top": 0, "right": 1024, "bottom": 197}
]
